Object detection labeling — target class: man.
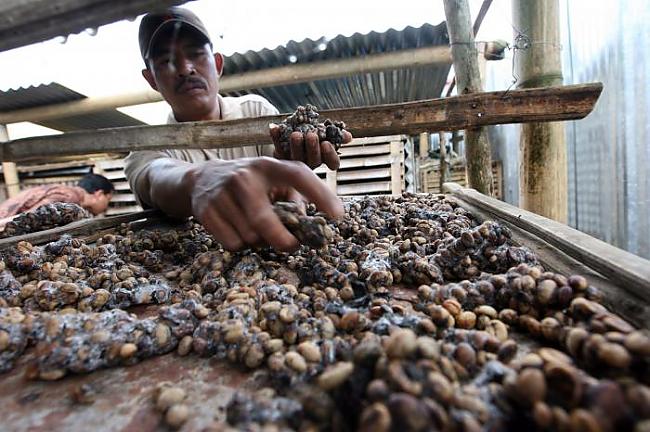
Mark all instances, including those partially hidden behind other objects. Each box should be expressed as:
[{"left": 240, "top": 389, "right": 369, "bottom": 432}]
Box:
[
  {"left": 125, "top": 7, "right": 351, "bottom": 252},
  {"left": 0, "top": 173, "right": 114, "bottom": 219}
]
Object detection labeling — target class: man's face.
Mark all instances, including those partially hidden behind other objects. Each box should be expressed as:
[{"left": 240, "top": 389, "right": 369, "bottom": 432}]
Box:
[
  {"left": 85, "top": 191, "right": 112, "bottom": 215},
  {"left": 144, "top": 29, "right": 221, "bottom": 121}
]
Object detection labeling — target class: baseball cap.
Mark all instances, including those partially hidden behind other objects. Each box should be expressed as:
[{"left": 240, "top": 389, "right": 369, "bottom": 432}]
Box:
[{"left": 139, "top": 7, "right": 212, "bottom": 62}]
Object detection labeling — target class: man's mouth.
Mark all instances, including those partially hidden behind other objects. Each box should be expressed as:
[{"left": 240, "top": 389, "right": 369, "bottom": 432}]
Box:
[{"left": 177, "top": 80, "right": 207, "bottom": 94}]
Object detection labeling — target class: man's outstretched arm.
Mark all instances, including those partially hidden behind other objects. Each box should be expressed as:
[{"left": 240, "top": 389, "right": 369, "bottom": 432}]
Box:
[{"left": 133, "top": 156, "right": 343, "bottom": 251}]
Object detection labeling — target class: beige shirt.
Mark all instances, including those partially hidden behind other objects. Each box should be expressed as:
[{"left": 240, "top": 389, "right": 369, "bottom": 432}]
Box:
[{"left": 124, "top": 94, "right": 278, "bottom": 206}]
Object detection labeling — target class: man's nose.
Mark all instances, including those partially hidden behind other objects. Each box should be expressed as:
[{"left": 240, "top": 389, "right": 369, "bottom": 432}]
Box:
[{"left": 174, "top": 55, "right": 195, "bottom": 76}]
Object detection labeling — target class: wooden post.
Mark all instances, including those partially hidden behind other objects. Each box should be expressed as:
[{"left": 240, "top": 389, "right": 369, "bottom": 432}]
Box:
[
  {"left": 419, "top": 132, "right": 429, "bottom": 159},
  {"left": 390, "top": 140, "right": 403, "bottom": 196},
  {"left": 513, "top": 0, "right": 567, "bottom": 223},
  {"left": 0, "top": 125, "right": 19, "bottom": 197},
  {"left": 439, "top": 132, "right": 450, "bottom": 192},
  {"left": 443, "top": 0, "right": 494, "bottom": 196}
]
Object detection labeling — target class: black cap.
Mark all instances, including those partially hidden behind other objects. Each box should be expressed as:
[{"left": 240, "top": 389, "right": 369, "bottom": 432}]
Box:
[{"left": 139, "top": 7, "right": 212, "bottom": 61}]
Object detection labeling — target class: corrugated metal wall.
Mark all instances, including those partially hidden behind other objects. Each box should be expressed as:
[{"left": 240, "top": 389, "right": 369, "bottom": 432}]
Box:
[
  {"left": 562, "top": 0, "right": 650, "bottom": 258},
  {"left": 484, "top": 0, "right": 650, "bottom": 259}
]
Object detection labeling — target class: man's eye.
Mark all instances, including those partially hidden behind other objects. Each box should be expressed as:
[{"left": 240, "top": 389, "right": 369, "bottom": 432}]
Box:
[{"left": 155, "top": 57, "right": 171, "bottom": 67}]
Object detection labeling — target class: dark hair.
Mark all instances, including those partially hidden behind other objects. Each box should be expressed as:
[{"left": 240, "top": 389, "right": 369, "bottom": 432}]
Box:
[{"left": 78, "top": 173, "right": 114, "bottom": 194}]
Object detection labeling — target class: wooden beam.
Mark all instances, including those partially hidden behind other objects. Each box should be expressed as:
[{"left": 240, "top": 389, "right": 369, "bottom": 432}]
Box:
[
  {"left": 0, "top": 46, "right": 453, "bottom": 125},
  {"left": 514, "top": 0, "right": 567, "bottom": 223},
  {"left": 443, "top": 182, "right": 650, "bottom": 327},
  {"left": 0, "top": 83, "right": 603, "bottom": 162},
  {"left": 0, "top": 125, "right": 20, "bottom": 197},
  {"left": 444, "top": 0, "right": 494, "bottom": 196},
  {"left": 0, "top": 0, "right": 191, "bottom": 53}
]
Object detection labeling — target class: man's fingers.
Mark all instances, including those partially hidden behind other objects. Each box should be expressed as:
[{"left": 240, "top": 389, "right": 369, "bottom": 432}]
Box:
[
  {"left": 258, "top": 159, "right": 343, "bottom": 218},
  {"left": 200, "top": 207, "right": 245, "bottom": 251},
  {"left": 320, "top": 141, "right": 340, "bottom": 171},
  {"left": 217, "top": 191, "right": 261, "bottom": 246},
  {"left": 342, "top": 130, "right": 353, "bottom": 144},
  {"left": 305, "top": 132, "right": 321, "bottom": 168},
  {"left": 269, "top": 124, "right": 281, "bottom": 145},
  {"left": 230, "top": 168, "right": 300, "bottom": 251},
  {"left": 289, "top": 132, "right": 305, "bottom": 162}
]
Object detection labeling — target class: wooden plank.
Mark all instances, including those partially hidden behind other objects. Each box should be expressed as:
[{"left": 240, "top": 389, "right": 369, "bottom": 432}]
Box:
[
  {"left": 110, "top": 193, "right": 136, "bottom": 203},
  {"left": 315, "top": 155, "right": 392, "bottom": 173},
  {"left": 95, "top": 159, "right": 126, "bottom": 170},
  {"left": 338, "top": 155, "right": 393, "bottom": 170},
  {"left": 112, "top": 181, "right": 131, "bottom": 191},
  {"left": 390, "top": 141, "right": 403, "bottom": 196},
  {"left": 337, "top": 167, "right": 392, "bottom": 181},
  {"left": 15, "top": 159, "right": 93, "bottom": 173},
  {"left": 0, "top": 209, "right": 160, "bottom": 249},
  {"left": 102, "top": 171, "right": 126, "bottom": 180},
  {"left": 0, "top": 84, "right": 603, "bottom": 162},
  {"left": 443, "top": 183, "right": 650, "bottom": 322},
  {"left": 338, "top": 181, "right": 392, "bottom": 195},
  {"left": 338, "top": 143, "right": 391, "bottom": 157},
  {"left": 344, "top": 136, "right": 405, "bottom": 146},
  {"left": 0, "top": 0, "right": 190, "bottom": 52},
  {"left": 106, "top": 205, "right": 144, "bottom": 216}
]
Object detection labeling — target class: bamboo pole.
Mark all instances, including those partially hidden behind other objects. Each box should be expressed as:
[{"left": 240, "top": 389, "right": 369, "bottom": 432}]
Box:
[
  {"left": 513, "top": 0, "right": 567, "bottom": 222},
  {"left": 0, "top": 125, "right": 20, "bottom": 197},
  {"left": 0, "top": 46, "right": 453, "bottom": 125},
  {"left": 443, "top": 0, "right": 494, "bottom": 196}
]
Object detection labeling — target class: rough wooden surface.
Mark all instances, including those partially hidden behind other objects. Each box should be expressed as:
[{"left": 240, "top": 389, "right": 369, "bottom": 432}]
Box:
[
  {"left": 514, "top": 0, "right": 568, "bottom": 222},
  {"left": 0, "top": 83, "right": 603, "bottom": 162},
  {"left": 444, "top": 182, "right": 650, "bottom": 327},
  {"left": 0, "top": 209, "right": 160, "bottom": 250},
  {"left": 444, "top": 0, "right": 494, "bottom": 195},
  {"left": 0, "top": 0, "right": 189, "bottom": 52}
]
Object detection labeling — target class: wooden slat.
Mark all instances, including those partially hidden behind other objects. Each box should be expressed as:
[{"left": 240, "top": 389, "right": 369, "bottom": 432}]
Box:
[
  {"left": 102, "top": 171, "right": 126, "bottom": 180},
  {"left": 344, "top": 136, "right": 405, "bottom": 146},
  {"left": 338, "top": 143, "right": 391, "bottom": 157},
  {"left": 443, "top": 182, "right": 650, "bottom": 326},
  {"left": 337, "top": 167, "right": 392, "bottom": 181},
  {"left": 390, "top": 140, "right": 403, "bottom": 196},
  {"left": 112, "top": 181, "right": 131, "bottom": 191},
  {"left": 0, "top": 84, "right": 603, "bottom": 162},
  {"left": 339, "top": 155, "right": 393, "bottom": 170},
  {"left": 95, "top": 159, "right": 126, "bottom": 170},
  {"left": 110, "top": 193, "right": 136, "bottom": 203},
  {"left": 338, "top": 181, "right": 392, "bottom": 195},
  {"left": 106, "top": 205, "right": 143, "bottom": 216},
  {"left": 0, "top": 0, "right": 189, "bottom": 52},
  {"left": 15, "top": 160, "right": 93, "bottom": 173}
]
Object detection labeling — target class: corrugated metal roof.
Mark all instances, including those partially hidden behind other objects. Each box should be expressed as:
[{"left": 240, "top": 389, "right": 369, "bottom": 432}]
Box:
[
  {"left": 222, "top": 23, "right": 451, "bottom": 113},
  {"left": 0, "top": 82, "right": 145, "bottom": 132},
  {"left": 0, "top": 23, "right": 450, "bottom": 128}
]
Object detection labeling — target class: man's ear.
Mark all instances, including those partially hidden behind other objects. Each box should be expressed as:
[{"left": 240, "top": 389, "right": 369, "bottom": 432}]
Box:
[
  {"left": 142, "top": 68, "right": 158, "bottom": 91},
  {"left": 214, "top": 52, "right": 224, "bottom": 77}
]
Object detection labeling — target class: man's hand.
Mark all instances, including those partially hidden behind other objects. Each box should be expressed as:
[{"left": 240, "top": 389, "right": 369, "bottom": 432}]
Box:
[
  {"left": 187, "top": 157, "right": 343, "bottom": 251},
  {"left": 269, "top": 125, "right": 352, "bottom": 170}
]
